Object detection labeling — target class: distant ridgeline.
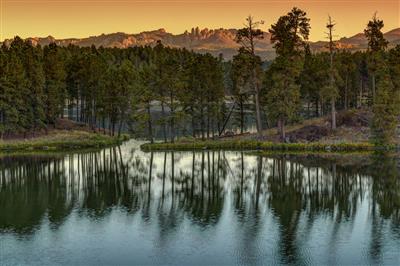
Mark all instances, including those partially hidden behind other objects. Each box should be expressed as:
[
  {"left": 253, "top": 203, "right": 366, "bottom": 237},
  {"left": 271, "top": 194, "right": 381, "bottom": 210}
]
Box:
[{"left": 2, "top": 27, "right": 400, "bottom": 60}]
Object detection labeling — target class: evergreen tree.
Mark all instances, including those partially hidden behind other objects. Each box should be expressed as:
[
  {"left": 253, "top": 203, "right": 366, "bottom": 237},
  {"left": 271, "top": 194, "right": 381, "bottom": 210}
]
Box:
[
  {"left": 236, "top": 16, "right": 265, "bottom": 138},
  {"left": 231, "top": 48, "right": 258, "bottom": 133},
  {"left": 371, "top": 55, "right": 400, "bottom": 144},
  {"left": 0, "top": 45, "right": 26, "bottom": 136},
  {"left": 22, "top": 41, "right": 46, "bottom": 135},
  {"left": 364, "top": 14, "right": 389, "bottom": 102},
  {"left": 266, "top": 7, "right": 310, "bottom": 141},
  {"left": 43, "top": 43, "right": 66, "bottom": 126}
]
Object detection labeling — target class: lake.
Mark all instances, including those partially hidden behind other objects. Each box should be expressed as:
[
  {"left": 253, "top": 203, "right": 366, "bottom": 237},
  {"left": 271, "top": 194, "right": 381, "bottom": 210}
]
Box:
[{"left": 1, "top": 140, "right": 399, "bottom": 265}]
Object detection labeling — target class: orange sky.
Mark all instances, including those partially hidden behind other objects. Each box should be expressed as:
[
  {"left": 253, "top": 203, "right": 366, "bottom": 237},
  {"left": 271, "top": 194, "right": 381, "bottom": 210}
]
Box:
[{"left": 1, "top": 0, "right": 399, "bottom": 41}]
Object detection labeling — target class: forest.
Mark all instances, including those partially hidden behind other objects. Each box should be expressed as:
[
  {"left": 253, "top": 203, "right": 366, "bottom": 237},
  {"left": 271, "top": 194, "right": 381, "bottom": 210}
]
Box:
[{"left": 0, "top": 7, "right": 399, "bottom": 145}]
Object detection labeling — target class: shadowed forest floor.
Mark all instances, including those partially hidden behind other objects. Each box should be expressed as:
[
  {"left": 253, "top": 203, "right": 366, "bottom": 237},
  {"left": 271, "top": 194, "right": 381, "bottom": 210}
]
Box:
[{"left": 224, "top": 109, "right": 399, "bottom": 145}]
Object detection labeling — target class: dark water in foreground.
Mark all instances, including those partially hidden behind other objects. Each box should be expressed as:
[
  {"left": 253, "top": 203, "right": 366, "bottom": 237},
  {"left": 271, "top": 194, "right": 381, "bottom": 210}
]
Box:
[{"left": 1, "top": 140, "right": 399, "bottom": 265}]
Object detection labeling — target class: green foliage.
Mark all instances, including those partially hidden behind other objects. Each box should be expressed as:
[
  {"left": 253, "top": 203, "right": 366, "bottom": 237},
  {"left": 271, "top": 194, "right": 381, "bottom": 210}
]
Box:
[
  {"left": 264, "top": 7, "right": 311, "bottom": 140},
  {"left": 269, "top": 7, "right": 310, "bottom": 57},
  {"left": 43, "top": 43, "right": 66, "bottom": 125},
  {"left": 235, "top": 16, "right": 265, "bottom": 137},
  {"left": 141, "top": 139, "right": 378, "bottom": 152},
  {"left": 364, "top": 14, "right": 389, "bottom": 52},
  {"left": 1, "top": 10, "right": 399, "bottom": 149},
  {"left": 371, "top": 55, "right": 400, "bottom": 145},
  {"left": 264, "top": 56, "right": 302, "bottom": 123}
]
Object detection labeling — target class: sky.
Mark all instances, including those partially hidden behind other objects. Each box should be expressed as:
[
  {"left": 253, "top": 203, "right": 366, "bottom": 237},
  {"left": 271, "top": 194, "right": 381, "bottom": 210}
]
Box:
[{"left": 1, "top": 0, "right": 399, "bottom": 41}]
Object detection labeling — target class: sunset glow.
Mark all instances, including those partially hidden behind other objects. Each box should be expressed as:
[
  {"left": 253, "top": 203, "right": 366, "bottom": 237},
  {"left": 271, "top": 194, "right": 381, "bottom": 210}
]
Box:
[{"left": 1, "top": 0, "right": 399, "bottom": 41}]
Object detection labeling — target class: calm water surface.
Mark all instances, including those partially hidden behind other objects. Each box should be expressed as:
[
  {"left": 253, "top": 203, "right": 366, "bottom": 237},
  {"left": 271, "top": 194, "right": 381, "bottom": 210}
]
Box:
[{"left": 1, "top": 140, "right": 399, "bottom": 265}]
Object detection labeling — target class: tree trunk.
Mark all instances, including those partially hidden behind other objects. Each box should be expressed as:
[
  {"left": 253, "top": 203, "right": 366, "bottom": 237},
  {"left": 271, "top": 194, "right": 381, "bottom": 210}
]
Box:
[
  {"left": 254, "top": 79, "right": 263, "bottom": 139},
  {"left": 207, "top": 104, "right": 210, "bottom": 139},
  {"left": 117, "top": 112, "right": 124, "bottom": 138},
  {"left": 372, "top": 73, "right": 376, "bottom": 104},
  {"left": 278, "top": 118, "right": 286, "bottom": 142},
  {"left": 161, "top": 101, "right": 167, "bottom": 143},
  {"left": 240, "top": 98, "right": 244, "bottom": 134},
  {"left": 191, "top": 108, "right": 196, "bottom": 138},
  {"left": 331, "top": 98, "right": 336, "bottom": 130},
  {"left": 147, "top": 102, "right": 153, "bottom": 143},
  {"left": 80, "top": 97, "right": 84, "bottom": 122},
  {"left": 200, "top": 105, "right": 205, "bottom": 140},
  {"left": 170, "top": 92, "right": 175, "bottom": 143}
]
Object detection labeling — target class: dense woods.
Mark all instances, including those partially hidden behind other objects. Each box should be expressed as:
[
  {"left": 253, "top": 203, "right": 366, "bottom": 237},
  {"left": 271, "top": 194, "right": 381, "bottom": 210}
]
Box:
[{"left": 1, "top": 7, "right": 399, "bottom": 144}]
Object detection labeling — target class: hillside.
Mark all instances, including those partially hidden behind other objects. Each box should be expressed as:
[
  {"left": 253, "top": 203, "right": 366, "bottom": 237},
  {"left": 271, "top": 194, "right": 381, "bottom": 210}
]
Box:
[{"left": 3, "top": 27, "right": 399, "bottom": 60}]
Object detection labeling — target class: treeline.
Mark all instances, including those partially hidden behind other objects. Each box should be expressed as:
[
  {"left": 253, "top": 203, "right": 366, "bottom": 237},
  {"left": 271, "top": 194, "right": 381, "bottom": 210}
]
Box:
[
  {"left": 231, "top": 9, "right": 400, "bottom": 144},
  {"left": 1, "top": 7, "right": 399, "bottom": 144},
  {"left": 0, "top": 39, "right": 225, "bottom": 141}
]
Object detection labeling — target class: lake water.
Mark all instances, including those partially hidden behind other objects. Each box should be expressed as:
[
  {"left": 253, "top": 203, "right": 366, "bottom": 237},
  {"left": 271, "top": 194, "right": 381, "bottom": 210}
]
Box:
[{"left": 1, "top": 140, "right": 399, "bottom": 265}]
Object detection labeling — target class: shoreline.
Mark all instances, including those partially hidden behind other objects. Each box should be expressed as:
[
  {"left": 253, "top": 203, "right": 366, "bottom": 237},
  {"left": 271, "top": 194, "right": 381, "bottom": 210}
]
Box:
[
  {"left": 0, "top": 130, "right": 129, "bottom": 153},
  {"left": 140, "top": 140, "right": 398, "bottom": 153}
]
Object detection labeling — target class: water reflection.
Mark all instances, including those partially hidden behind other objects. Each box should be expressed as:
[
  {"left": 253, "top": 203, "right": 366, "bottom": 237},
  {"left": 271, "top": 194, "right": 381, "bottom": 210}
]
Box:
[{"left": 0, "top": 143, "right": 399, "bottom": 265}]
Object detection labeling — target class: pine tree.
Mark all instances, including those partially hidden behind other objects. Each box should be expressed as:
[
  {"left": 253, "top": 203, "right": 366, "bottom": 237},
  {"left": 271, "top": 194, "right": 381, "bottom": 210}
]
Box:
[
  {"left": 236, "top": 16, "right": 265, "bottom": 138},
  {"left": 266, "top": 7, "right": 310, "bottom": 141},
  {"left": 1, "top": 44, "right": 28, "bottom": 135},
  {"left": 231, "top": 48, "right": 258, "bottom": 133},
  {"left": 43, "top": 43, "right": 66, "bottom": 126},
  {"left": 364, "top": 14, "right": 389, "bottom": 103},
  {"left": 326, "top": 15, "right": 339, "bottom": 130},
  {"left": 22, "top": 41, "right": 46, "bottom": 135},
  {"left": 371, "top": 55, "right": 399, "bottom": 145}
]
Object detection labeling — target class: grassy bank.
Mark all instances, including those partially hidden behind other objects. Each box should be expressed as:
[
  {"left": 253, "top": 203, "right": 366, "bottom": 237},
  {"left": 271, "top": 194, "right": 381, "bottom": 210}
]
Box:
[
  {"left": 0, "top": 130, "right": 129, "bottom": 152},
  {"left": 141, "top": 139, "right": 397, "bottom": 152}
]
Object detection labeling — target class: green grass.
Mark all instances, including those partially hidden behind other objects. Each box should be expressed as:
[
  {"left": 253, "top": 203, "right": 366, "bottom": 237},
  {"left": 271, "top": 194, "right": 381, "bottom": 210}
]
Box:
[
  {"left": 141, "top": 139, "right": 397, "bottom": 152},
  {"left": 0, "top": 131, "right": 130, "bottom": 152}
]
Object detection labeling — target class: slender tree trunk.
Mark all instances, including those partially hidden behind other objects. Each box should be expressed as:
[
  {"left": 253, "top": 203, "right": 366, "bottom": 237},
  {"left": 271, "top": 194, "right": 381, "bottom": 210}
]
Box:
[
  {"left": 191, "top": 108, "right": 196, "bottom": 138},
  {"left": 248, "top": 18, "right": 263, "bottom": 139},
  {"left": 207, "top": 104, "right": 210, "bottom": 139},
  {"left": 254, "top": 78, "right": 263, "bottom": 139},
  {"left": 102, "top": 117, "right": 106, "bottom": 135},
  {"left": 108, "top": 116, "right": 112, "bottom": 136},
  {"left": 372, "top": 73, "right": 376, "bottom": 104},
  {"left": 331, "top": 98, "right": 336, "bottom": 130},
  {"left": 278, "top": 118, "right": 286, "bottom": 142},
  {"left": 328, "top": 16, "right": 336, "bottom": 130},
  {"left": 80, "top": 97, "right": 84, "bottom": 122},
  {"left": 161, "top": 101, "right": 167, "bottom": 143},
  {"left": 77, "top": 97, "right": 80, "bottom": 122},
  {"left": 117, "top": 112, "right": 124, "bottom": 138},
  {"left": 147, "top": 102, "right": 153, "bottom": 143},
  {"left": 170, "top": 91, "right": 175, "bottom": 143},
  {"left": 240, "top": 98, "right": 244, "bottom": 134},
  {"left": 92, "top": 99, "right": 96, "bottom": 131},
  {"left": 200, "top": 104, "right": 205, "bottom": 140}
]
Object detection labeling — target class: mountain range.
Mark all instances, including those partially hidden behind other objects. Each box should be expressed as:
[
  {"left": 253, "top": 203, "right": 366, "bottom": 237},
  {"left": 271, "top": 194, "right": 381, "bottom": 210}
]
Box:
[{"left": 3, "top": 27, "right": 400, "bottom": 60}]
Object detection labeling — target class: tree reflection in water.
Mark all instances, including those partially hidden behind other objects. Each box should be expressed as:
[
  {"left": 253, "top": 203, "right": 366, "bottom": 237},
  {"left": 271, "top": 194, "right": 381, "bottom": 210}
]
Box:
[{"left": 0, "top": 145, "right": 399, "bottom": 264}]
